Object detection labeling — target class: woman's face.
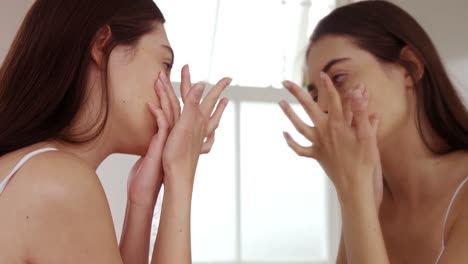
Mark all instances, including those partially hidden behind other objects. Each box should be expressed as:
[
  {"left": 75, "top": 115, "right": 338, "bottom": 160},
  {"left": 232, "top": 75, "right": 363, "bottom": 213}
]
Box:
[
  {"left": 106, "top": 23, "right": 173, "bottom": 155},
  {"left": 306, "top": 35, "right": 414, "bottom": 146}
]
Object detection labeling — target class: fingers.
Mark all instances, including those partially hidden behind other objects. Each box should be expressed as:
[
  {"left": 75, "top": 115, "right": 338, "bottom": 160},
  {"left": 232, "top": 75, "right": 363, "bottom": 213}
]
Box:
[
  {"left": 201, "top": 77, "right": 232, "bottom": 117},
  {"left": 343, "top": 95, "right": 353, "bottom": 127},
  {"left": 282, "top": 80, "right": 325, "bottom": 125},
  {"left": 155, "top": 76, "right": 174, "bottom": 128},
  {"left": 283, "top": 132, "right": 319, "bottom": 159},
  {"left": 146, "top": 103, "right": 170, "bottom": 159},
  {"left": 369, "top": 113, "right": 381, "bottom": 135},
  {"left": 185, "top": 82, "right": 206, "bottom": 107},
  {"left": 180, "top": 64, "right": 192, "bottom": 103},
  {"left": 160, "top": 72, "right": 181, "bottom": 123},
  {"left": 320, "top": 72, "right": 344, "bottom": 121},
  {"left": 205, "top": 98, "right": 229, "bottom": 135},
  {"left": 201, "top": 132, "right": 215, "bottom": 154},
  {"left": 279, "top": 100, "right": 317, "bottom": 142},
  {"left": 350, "top": 85, "right": 374, "bottom": 139}
]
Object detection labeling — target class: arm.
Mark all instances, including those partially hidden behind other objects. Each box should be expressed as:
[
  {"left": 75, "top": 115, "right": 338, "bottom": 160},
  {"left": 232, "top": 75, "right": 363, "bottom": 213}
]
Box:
[
  {"left": 119, "top": 201, "right": 159, "bottom": 264},
  {"left": 119, "top": 104, "right": 169, "bottom": 264},
  {"left": 150, "top": 68, "right": 231, "bottom": 263},
  {"left": 338, "top": 185, "right": 389, "bottom": 264},
  {"left": 336, "top": 233, "right": 348, "bottom": 264},
  {"left": 151, "top": 180, "right": 193, "bottom": 263}
]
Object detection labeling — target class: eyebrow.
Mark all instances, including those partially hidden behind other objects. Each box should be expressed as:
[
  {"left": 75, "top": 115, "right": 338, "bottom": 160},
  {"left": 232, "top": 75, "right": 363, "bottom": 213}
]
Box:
[
  {"left": 322, "top": 57, "right": 351, "bottom": 73},
  {"left": 162, "top": 45, "right": 174, "bottom": 66},
  {"left": 306, "top": 57, "right": 352, "bottom": 94}
]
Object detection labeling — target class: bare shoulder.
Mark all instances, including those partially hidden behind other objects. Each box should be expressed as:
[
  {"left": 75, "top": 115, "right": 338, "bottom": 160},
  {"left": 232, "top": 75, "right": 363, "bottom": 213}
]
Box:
[
  {"left": 3, "top": 150, "right": 106, "bottom": 205},
  {"left": 437, "top": 175, "right": 468, "bottom": 263},
  {"left": 0, "top": 151, "right": 122, "bottom": 263}
]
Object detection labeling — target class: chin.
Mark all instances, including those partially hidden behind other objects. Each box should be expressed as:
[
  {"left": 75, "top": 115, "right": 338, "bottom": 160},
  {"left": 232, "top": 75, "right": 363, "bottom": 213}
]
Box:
[{"left": 117, "top": 128, "right": 154, "bottom": 156}]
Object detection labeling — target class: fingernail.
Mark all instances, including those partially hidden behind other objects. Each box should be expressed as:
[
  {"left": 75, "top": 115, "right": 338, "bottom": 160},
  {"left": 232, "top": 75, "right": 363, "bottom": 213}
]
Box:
[
  {"left": 357, "top": 82, "right": 365, "bottom": 91},
  {"left": 283, "top": 131, "right": 289, "bottom": 139},
  {"left": 282, "top": 80, "right": 290, "bottom": 88},
  {"left": 279, "top": 100, "right": 287, "bottom": 109},
  {"left": 226, "top": 77, "right": 233, "bottom": 85},
  {"left": 147, "top": 102, "right": 157, "bottom": 112},
  {"left": 352, "top": 88, "right": 363, "bottom": 100},
  {"left": 193, "top": 82, "right": 204, "bottom": 96},
  {"left": 320, "top": 72, "right": 327, "bottom": 80}
]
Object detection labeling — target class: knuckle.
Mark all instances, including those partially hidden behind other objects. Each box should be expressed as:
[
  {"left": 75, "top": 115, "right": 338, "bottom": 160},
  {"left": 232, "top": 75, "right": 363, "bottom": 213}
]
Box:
[
  {"left": 296, "top": 149, "right": 308, "bottom": 157},
  {"left": 328, "top": 119, "right": 342, "bottom": 130}
]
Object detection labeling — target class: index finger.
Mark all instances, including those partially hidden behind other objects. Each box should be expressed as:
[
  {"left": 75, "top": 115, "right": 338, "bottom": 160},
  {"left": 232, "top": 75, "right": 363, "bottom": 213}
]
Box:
[
  {"left": 282, "top": 80, "right": 325, "bottom": 125},
  {"left": 320, "top": 72, "right": 344, "bottom": 121},
  {"left": 181, "top": 64, "right": 191, "bottom": 102},
  {"left": 200, "top": 77, "right": 232, "bottom": 117}
]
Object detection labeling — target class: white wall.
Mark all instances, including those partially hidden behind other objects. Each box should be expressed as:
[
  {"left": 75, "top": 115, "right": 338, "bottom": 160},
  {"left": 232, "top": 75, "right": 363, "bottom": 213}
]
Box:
[
  {"left": 1, "top": 0, "right": 467, "bottom": 240},
  {"left": 390, "top": 0, "right": 468, "bottom": 102},
  {"left": 0, "top": 0, "right": 34, "bottom": 62}
]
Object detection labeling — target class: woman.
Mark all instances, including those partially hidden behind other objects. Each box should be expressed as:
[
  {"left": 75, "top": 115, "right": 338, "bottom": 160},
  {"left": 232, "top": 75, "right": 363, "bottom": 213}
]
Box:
[
  {"left": 0, "top": 0, "right": 231, "bottom": 263},
  {"left": 280, "top": 1, "right": 468, "bottom": 263}
]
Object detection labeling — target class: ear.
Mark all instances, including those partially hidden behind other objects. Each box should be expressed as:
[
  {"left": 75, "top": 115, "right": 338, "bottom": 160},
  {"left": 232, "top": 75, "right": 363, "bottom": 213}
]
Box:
[
  {"left": 91, "top": 25, "right": 112, "bottom": 68},
  {"left": 400, "top": 46, "right": 425, "bottom": 88}
]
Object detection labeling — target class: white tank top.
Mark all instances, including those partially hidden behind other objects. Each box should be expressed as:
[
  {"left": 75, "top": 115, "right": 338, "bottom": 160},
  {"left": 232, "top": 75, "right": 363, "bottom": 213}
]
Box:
[
  {"left": 434, "top": 176, "right": 468, "bottom": 263},
  {"left": 0, "top": 148, "right": 466, "bottom": 263},
  {"left": 0, "top": 148, "right": 57, "bottom": 193}
]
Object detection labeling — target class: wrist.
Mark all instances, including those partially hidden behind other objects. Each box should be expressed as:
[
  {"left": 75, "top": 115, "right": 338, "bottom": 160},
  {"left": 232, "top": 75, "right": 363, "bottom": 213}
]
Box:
[
  {"left": 163, "top": 170, "right": 195, "bottom": 193},
  {"left": 163, "top": 179, "right": 193, "bottom": 201},
  {"left": 336, "top": 179, "right": 374, "bottom": 209},
  {"left": 127, "top": 198, "right": 158, "bottom": 215},
  {"left": 127, "top": 181, "right": 162, "bottom": 209}
]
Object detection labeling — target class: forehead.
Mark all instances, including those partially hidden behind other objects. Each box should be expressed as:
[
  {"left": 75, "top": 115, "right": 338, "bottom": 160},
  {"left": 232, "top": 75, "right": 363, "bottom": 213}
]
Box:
[
  {"left": 141, "top": 23, "right": 171, "bottom": 47},
  {"left": 306, "top": 36, "right": 372, "bottom": 77}
]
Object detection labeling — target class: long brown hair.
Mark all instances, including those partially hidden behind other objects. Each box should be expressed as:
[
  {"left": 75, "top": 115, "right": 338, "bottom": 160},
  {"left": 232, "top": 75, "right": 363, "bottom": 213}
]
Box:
[
  {"left": 307, "top": 0, "right": 468, "bottom": 154},
  {"left": 0, "top": 0, "right": 165, "bottom": 155}
]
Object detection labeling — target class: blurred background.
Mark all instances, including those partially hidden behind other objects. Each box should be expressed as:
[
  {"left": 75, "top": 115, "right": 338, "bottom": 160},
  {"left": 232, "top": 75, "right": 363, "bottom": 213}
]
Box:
[{"left": 1, "top": 0, "right": 467, "bottom": 263}]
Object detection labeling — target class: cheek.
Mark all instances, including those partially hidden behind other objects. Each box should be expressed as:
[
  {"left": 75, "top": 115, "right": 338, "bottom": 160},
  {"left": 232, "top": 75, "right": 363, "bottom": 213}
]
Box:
[
  {"left": 366, "top": 74, "right": 411, "bottom": 141},
  {"left": 107, "top": 52, "right": 163, "bottom": 147}
]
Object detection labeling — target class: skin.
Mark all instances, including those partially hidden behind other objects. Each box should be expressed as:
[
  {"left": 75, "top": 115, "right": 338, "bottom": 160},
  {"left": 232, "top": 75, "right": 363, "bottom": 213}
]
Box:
[
  {"left": 0, "top": 22, "right": 231, "bottom": 264},
  {"left": 281, "top": 35, "right": 468, "bottom": 263}
]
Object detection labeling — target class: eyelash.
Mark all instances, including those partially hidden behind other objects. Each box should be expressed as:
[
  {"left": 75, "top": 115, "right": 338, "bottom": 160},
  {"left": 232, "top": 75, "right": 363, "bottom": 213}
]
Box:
[
  {"left": 307, "top": 73, "right": 346, "bottom": 102},
  {"left": 307, "top": 86, "right": 318, "bottom": 102},
  {"left": 163, "top": 63, "right": 173, "bottom": 71},
  {"left": 331, "top": 73, "right": 347, "bottom": 87}
]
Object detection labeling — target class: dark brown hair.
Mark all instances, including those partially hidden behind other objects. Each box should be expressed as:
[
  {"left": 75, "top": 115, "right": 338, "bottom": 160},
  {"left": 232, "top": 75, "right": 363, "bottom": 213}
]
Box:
[
  {"left": 0, "top": 0, "right": 165, "bottom": 155},
  {"left": 307, "top": 0, "right": 468, "bottom": 154}
]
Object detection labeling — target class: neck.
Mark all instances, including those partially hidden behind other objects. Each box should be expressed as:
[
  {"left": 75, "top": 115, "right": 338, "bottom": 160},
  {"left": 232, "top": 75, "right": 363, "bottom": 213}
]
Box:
[
  {"left": 48, "top": 134, "right": 113, "bottom": 170},
  {"left": 379, "top": 122, "right": 466, "bottom": 207}
]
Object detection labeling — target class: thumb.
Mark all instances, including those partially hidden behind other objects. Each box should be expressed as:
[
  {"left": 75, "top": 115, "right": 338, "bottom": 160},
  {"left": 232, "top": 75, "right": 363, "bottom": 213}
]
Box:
[{"left": 351, "top": 83, "right": 373, "bottom": 139}]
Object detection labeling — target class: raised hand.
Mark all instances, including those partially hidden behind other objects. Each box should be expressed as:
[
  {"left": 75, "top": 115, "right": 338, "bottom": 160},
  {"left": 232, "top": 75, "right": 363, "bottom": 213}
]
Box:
[{"left": 280, "top": 72, "right": 382, "bottom": 207}]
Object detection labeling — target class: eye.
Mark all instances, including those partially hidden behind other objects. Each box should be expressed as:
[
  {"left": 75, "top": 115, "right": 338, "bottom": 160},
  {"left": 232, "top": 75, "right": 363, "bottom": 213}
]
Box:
[
  {"left": 307, "top": 84, "right": 318, "bottom": 102},
  {"left": 311, "top": 92, "right": 318, "bottom": 102},
  {"left": 332, "top": 73, "right": 347, "bottom": 87},
  {"left": 163, "top": 62, "right": 173, "bottom": 71},
  {"left": 163, "top": 62, "right": 173, "bottom": 76}
]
